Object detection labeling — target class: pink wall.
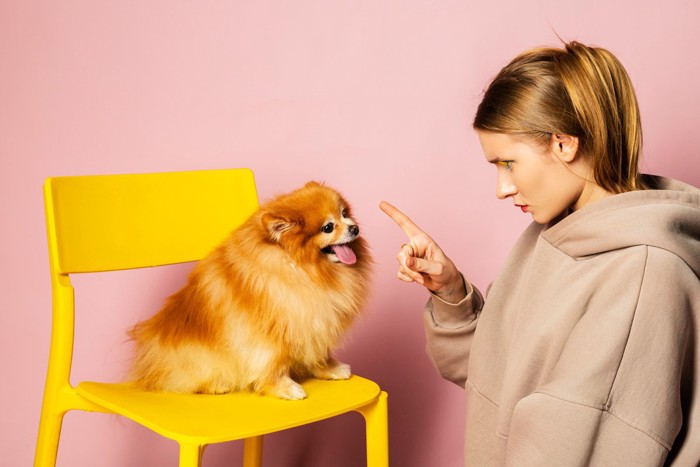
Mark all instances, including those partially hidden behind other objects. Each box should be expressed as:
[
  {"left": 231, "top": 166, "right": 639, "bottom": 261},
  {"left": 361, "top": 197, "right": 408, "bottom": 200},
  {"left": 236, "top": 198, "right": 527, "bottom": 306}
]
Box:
[{"left": 2, "top": 1, "right": 699, "bottom": 466}]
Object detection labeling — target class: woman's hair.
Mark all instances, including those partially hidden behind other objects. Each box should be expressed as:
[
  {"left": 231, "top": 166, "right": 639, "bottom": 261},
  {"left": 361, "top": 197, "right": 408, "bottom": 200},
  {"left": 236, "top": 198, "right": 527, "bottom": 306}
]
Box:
[{"left": 473, "top": 41, "right": 647, "bottom": 193}]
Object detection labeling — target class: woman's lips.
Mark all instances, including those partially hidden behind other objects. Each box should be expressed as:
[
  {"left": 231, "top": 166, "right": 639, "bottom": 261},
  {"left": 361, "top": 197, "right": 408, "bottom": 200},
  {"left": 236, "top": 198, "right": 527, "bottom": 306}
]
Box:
[{"left": 515, "top": 204, "right": 528, "bottom": 213}]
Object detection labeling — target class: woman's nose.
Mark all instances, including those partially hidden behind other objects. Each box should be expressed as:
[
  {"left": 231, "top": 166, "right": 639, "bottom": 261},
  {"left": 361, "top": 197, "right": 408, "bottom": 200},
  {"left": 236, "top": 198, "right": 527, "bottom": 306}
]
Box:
[{"left": 496, "top": 173, "right": 517, "bottom": 200}]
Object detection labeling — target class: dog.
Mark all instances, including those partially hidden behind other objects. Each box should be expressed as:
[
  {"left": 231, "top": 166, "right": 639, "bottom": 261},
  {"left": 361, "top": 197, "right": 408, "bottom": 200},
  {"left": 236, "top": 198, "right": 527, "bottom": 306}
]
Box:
[{"left": 128, "top": 181, "right": 372, "bottom": 399}]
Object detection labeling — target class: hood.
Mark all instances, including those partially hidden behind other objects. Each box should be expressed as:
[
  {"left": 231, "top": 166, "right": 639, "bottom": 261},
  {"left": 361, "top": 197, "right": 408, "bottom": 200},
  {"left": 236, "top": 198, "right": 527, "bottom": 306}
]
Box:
[{"left": 542, "top": 176, "right": 700, "bottom": 277}]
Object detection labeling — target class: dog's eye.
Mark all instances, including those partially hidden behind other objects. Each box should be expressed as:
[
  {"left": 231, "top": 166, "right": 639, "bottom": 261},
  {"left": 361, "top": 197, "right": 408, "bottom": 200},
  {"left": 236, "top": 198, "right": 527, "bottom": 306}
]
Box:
[
  {"left": 341, "top": 209, "right": 348, "bottom": 218},
  {"left": 322, "top": 223, "right": 334, "bottom": 233}
]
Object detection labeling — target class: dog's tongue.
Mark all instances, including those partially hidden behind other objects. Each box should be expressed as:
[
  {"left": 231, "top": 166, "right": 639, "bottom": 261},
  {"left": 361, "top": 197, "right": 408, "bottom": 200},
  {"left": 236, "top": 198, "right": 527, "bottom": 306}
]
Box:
[{"left": 332, "top": 244, "right": 357, "bottom": 265}]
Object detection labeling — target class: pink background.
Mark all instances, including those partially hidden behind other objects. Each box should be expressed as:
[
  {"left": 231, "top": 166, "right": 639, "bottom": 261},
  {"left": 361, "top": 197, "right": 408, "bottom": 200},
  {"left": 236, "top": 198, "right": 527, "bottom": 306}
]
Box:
[{"left": 2, "top": 1, "right": 699, "bottom": 466}]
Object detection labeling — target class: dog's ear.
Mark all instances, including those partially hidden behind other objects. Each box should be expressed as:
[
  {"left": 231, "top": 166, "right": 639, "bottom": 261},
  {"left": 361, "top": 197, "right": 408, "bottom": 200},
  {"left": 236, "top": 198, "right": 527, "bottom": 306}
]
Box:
[
  {"left": 304, "top": 181, "right": 322, "bottom": 188},
  {"left": 261, "top": 212, "right": 302, "bottom": 242}
]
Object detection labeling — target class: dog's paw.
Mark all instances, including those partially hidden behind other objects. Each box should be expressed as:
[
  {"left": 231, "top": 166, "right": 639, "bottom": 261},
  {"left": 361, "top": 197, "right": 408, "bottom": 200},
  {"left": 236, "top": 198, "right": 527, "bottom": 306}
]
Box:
[
  {"left": 314, "top": 361, "right": 352, "bottom": 380},
  {"left": 266, "top": 377, "right": 307, "bottom": 400},
  {"left": 281, "top": 383, "right": 308, "bottom": 400}
]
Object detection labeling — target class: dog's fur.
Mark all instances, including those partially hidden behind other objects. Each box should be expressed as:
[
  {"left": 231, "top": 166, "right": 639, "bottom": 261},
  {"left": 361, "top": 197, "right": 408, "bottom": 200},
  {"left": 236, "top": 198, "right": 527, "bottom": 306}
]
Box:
[{"left": 128, "top": 182, "right": 372, "bottom": 399}]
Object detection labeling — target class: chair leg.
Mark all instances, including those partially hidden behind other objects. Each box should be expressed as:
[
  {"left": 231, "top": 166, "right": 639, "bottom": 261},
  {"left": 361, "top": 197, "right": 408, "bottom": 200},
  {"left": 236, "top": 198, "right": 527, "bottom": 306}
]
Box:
[
  {"left": 242, "top": 435, "right": 263, "bottom": 467},
  {"left": 34, "top": 409, "right": 66, "bottom": 467},
  {"left": 178, "top": 443, "right": 204, "bottom": 467},
  {"left": 357, "top": 391, "right": 389, "bottom": 467}
]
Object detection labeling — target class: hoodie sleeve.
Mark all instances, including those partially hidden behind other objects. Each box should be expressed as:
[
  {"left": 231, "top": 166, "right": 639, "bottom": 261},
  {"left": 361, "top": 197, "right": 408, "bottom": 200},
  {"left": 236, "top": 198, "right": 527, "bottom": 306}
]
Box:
[
  {"left": 423, "top": 280, "right": 484, "bottom": 388},
  {"left": 504, "top": 246, "right": 700, "bottom": 466}
]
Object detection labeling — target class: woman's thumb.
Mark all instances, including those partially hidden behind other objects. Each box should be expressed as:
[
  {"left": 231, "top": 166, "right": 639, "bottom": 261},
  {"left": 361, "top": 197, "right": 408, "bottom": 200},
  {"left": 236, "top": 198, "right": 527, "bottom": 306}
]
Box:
[{"left": 406, "top": 256, "right": 416, "bottom": 269}]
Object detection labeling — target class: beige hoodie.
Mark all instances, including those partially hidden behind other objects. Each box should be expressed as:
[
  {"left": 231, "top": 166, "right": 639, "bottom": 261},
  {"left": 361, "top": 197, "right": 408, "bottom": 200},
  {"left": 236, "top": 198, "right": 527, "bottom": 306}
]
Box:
[{"left": 424, "top": 176, "right": 700, "bottom": 466}]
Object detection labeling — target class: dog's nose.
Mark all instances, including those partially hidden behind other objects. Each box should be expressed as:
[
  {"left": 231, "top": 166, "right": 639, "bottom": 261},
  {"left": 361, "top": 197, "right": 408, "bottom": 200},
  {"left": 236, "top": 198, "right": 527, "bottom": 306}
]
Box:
[{"left": 349, "top": 225, "right": 359, "bottom": 236}]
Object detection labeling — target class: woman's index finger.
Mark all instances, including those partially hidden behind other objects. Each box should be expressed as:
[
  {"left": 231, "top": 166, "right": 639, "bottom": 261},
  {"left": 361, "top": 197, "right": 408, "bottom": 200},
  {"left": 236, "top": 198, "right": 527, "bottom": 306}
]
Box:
[{"left": 379, "top": 201, "right": 425, "bottom": 238}]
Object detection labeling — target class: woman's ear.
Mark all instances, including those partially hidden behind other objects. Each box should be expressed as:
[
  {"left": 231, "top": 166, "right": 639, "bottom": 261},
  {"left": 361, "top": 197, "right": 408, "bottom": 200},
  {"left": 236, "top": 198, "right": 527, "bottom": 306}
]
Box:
[{"left": 550, "top": 133, "right": 579, "bottom": 163}]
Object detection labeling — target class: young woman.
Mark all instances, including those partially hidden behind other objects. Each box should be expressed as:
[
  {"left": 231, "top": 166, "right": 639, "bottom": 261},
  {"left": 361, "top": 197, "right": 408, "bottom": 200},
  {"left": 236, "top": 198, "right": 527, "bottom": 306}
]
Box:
[{"left": 381, "top": 42, "right": 699, "bottom": 465}]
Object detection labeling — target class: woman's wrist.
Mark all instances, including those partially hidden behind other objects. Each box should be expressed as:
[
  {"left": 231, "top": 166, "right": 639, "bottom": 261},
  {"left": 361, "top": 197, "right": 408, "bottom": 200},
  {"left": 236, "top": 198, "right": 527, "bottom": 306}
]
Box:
[{"left": 434, "top": 274, "right": 469, "bottom": 304}]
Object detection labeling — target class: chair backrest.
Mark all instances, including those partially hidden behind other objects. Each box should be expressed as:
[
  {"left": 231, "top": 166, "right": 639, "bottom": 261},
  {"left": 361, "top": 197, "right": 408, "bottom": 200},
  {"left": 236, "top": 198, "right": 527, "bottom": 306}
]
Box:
[
  {"left": 37, "top": 169, "right": 262, "bottom": 465},
  {"left": 44, "top": 169, "right": 259, "bottom": 274}
]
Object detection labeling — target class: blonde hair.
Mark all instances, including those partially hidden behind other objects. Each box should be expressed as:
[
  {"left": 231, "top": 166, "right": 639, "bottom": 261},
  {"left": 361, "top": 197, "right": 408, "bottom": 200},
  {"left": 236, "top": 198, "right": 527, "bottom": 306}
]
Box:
[{"left": 473, "top": 41, "right": 647, "bottom": 193}]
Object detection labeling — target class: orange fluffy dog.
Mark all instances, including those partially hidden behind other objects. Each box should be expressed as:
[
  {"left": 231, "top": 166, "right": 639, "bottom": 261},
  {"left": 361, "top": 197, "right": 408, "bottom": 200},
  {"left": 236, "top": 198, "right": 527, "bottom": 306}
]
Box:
[{"left": 128, "top": 182, "right": 372, "bottom": 400}]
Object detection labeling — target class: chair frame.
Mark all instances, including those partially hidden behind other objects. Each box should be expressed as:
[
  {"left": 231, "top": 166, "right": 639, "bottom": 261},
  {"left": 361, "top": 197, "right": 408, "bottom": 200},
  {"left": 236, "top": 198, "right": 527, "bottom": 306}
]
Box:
[{"left": 34, "top": 169, "right": 388, "bottom": 467}]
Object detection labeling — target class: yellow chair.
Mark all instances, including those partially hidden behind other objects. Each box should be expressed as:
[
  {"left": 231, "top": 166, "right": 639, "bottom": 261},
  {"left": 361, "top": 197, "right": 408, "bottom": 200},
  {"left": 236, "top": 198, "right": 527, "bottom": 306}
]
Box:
[{"left": 35, "top": 169, "right": 388, "bottom": 467}]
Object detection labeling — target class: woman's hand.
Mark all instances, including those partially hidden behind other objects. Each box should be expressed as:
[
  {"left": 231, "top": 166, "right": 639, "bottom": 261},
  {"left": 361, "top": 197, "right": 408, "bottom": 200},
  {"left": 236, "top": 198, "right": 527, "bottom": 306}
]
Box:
[{"left": 380, "top": 201, "right": 467, "bottom": 303}]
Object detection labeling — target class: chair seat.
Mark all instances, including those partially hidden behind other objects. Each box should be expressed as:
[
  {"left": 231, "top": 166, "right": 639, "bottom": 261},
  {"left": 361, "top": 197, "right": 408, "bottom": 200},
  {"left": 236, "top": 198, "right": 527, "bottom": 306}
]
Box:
[{"left": 77, "top": 376, "right": 381, "bottom": 445}]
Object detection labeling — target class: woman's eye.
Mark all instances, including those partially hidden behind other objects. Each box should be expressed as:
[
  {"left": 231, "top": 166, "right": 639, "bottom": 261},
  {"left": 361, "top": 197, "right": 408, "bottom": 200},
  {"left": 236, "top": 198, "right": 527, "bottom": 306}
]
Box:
[
  {"left": 322, "top": 223, "right": 334, "bottom": 233},
  {"left": 498, "top": 160, "right": 513, "bottom": 170}
]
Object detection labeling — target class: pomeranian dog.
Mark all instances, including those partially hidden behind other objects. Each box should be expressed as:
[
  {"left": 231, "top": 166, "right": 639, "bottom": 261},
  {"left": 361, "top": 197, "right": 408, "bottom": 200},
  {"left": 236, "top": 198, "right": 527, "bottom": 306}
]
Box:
[{"left": 128, "top": 181, "right": 372, "bottom": 400}]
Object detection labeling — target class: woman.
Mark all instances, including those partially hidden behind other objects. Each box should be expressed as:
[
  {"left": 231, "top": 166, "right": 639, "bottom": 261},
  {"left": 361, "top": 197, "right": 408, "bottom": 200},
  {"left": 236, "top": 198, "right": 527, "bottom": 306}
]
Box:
[{"left": 381, "top": 42, "right": 699, "bottom": 465}]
